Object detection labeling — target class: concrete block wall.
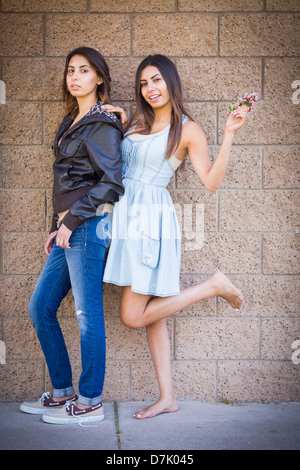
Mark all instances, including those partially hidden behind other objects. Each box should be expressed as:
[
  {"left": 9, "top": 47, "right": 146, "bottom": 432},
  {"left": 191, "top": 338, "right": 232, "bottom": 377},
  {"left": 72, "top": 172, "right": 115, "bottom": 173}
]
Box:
[{"left": 0, "top": 0, "right": 299, "bottom": 402}]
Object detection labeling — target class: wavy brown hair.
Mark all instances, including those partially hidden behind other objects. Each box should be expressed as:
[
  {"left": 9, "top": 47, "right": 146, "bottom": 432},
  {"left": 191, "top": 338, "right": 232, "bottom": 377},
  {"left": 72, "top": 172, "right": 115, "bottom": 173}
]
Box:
[
  {"left": 129, "top": 54, "right": 193, "bottom": 159},
  {"left": 62, "top": 47, "right": 111, "bottom": 118}
]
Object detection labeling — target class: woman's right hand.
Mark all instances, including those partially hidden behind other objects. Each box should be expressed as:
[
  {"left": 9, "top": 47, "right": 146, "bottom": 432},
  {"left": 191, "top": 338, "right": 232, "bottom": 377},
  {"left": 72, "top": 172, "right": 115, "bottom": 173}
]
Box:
[
  {"left": 101, "top": 104, "right": 128, "bottom": 125},
  {"left": 44, "top": 231, "right": 57, "bottom": 256}
]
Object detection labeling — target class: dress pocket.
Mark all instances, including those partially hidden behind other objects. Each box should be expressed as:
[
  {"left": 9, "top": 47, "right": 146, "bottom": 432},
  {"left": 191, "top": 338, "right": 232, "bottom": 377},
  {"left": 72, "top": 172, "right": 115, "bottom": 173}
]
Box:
[{"left": 138, "top": 231, "right": 160, "bottom": 269}]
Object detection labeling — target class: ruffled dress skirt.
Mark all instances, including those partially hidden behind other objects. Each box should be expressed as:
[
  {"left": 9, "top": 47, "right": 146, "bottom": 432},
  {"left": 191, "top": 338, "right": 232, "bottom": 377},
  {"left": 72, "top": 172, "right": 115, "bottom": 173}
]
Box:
[{"left": 103, "top": 177, "right": 181, "bottom": 297}]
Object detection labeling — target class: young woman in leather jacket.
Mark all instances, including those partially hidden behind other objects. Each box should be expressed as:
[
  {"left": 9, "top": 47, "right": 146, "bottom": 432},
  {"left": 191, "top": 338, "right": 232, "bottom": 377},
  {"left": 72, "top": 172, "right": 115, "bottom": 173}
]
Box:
[{"left": 20, "top": 47, "right": 125, "bottom": 425}]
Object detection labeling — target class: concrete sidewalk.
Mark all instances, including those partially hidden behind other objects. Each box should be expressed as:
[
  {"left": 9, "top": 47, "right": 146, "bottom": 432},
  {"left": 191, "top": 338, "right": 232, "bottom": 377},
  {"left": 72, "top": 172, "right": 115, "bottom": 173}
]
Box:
[{"left": 0, "top": 400, "right": 300, "bottom": 451}]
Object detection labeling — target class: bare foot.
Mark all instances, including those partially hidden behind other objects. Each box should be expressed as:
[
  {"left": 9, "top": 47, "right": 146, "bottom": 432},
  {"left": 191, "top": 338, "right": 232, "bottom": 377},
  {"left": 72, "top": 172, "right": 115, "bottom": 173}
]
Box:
[
  {"left": 133, "top": 398, "right": 179, "bottom": 420},
  {"left": 212, "top": 271, "right": 244, "bottom": 310}
]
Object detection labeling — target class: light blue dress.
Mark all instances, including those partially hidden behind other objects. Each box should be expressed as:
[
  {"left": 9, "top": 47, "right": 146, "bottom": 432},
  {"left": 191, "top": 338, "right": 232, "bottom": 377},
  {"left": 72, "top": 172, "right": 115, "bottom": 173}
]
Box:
[{"left": 103, "top": 117, "right": 188, "bottom": 297}]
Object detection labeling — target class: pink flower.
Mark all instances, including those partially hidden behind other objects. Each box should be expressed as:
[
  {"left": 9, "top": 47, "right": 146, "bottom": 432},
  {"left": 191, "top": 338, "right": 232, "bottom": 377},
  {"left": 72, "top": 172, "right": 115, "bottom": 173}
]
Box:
[{"left": 229, "top": 93, "right": 259, "bottom": 114}]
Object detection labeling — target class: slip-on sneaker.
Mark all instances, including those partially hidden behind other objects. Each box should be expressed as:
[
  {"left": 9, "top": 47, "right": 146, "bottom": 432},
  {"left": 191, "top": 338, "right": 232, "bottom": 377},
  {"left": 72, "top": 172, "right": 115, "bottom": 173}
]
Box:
[
  {"left": 20, "top": 392, "right": 77, "bottom": 415},
  {"left": 42, "top": 401, "right": 104, "bottom": 425}
]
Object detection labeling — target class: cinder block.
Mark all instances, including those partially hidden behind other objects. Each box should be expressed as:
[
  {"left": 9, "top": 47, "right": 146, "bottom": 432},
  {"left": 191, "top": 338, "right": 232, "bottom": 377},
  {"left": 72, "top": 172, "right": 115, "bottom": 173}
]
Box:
[
  {"left": 0, "top": 103, "right": 42, "bottom": 145},
  {"left": 103, "top": 361, "right": 130, "bottom": 401},
  {"left": 105, "top": 318, "right": 152, "bottom": 360},
  {"left": 264, "top": 58, "right": 300, "bottom": 101},
  {"left": 43, "top": 102, "right": 65, "bottom": 145},
  {"left": 103, "top": 283, "right": 123, "bottom": 317},
  {"left": 0, "top": 361, "right": 45, "bottom": 400},
  {"left": 183, "top": 103, "right": 216, "bottom": 145},
  {"left": 2, "top": 232, "right": 47, "bottom": 275},
  {"left": 171, "top": 189, "right": 217, "bottom": 233},
  {"left": 218, "top": 100, "right": 300, "bottom": 145},
  {"left": 90, "top": 0, "right": 175, "bottom": 12},
  {"left": 177, "top": 58, "right": 261, "bottom": 101},
  {"left": 178, "top": 274, "right": 216, "bottom": 316},
  {"left": 107, "top": 58, "right": 141, "bottom": 101},
  {"left": 263, "top": 233, "right": 300, "bottom": 274},
  {"left": 176, "top": 147, "right": 261, "bottom": 190},
  {"left": 3, "top": 318, "right": 44, "bottom": 360},
  {"left": 45, "top": 15, "right": 130, "bottom": 56},
  {"left": 173, "top": 361, "right": 216, "bottom": 400},
  {"left": 0, "top": 190, "right": 45, "bottom": 232},
  {"left": 2, "top": 146, "right": 53, "bottom": 189},
  {"left": 2, "top": 0, "right": 86, "bottom": 11},
  {"left": 263, "top": 147, "right": 300, "bottom": 189},
  {"left": 219, "top": 190, "right": 299, "bottom": 232},
  {"left": 181, "top": 233, "right": 260, "bottom": 274},
  {"left": 217, "top": 275, "right": 300, "bottom": 317},
  {"left": 261, "top": 318, "right": 300, "bottom": 360},
  {"left": 0, "top": 14, "right": 43, "bottom": 56},
  {"left": 266, "top": 0, "right": 300, "bottom": 11},
  {"left": 175, "top": 318, "right": 259, "bottom": 360},
  {"left": 217, "top": 361, "right": 300, "bottom": 401},
  {"left": 220, "top": 14, "right": 300, "bottom": 56},
  {"left": 131, "top": 361, "right": 159, "bottom": 399},
  {"left": 3, "top": 58, "right": 65, "bottom": 101},
  {"left": 178, "top": 0, "right": 263, "bottom": 11},
  {"left": 0, "top": 275, "right": 38, "bottom": 317},
  {"left": 132, "top": 15, "right": 217, "bottom": 56},
  {"left": 46, "top": 190, "right": 54, "bottom": 233}
]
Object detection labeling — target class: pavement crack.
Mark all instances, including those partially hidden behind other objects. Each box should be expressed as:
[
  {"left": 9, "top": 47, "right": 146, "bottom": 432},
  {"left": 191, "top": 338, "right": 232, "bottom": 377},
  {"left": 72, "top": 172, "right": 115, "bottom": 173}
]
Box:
[{"left": 113, "top": 401, "right": 122, "bottom": 450}]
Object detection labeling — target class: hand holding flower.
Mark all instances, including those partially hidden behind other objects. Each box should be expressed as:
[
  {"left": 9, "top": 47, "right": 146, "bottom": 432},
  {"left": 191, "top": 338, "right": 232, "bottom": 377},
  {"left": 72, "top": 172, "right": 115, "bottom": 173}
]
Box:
[
  {"left": 225, "top": 104, "right": 249, "bottom": 133},
  {"left": 229, "top": 93, "right": 259, "bottom": 114},
  {"left": 226, "top": 93, "right": 258, "bottom": 134}
]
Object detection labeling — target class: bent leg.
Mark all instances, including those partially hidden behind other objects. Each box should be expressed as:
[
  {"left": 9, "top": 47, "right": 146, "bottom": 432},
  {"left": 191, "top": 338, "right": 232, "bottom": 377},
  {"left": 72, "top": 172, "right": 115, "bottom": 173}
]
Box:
[{"left": 121, "top": 271, "right": 243, "bottom": 328}]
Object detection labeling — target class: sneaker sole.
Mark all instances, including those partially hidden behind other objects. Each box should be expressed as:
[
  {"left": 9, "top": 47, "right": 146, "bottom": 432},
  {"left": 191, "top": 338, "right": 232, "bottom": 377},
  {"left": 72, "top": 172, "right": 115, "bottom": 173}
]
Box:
[
  {"left": 42, "top": 413, "right": 105, "bottom": 425},
  {"left": 19, "top": 403, "right": 64, "bottom": 415}
]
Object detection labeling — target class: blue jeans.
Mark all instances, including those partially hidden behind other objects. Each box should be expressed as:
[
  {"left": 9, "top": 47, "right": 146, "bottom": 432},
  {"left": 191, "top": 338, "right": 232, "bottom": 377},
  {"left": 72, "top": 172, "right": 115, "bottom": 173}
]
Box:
[{"left": 28, "top": 214, "right": 112, "bottom": 405}]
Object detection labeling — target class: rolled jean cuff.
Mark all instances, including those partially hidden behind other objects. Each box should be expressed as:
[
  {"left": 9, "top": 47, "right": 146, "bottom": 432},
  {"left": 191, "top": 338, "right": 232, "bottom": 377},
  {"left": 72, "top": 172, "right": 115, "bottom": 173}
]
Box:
[
  {"left": 78, "top": 394, "right": 102, "bottom": 406},
  {"left": 53, "top": 386, "right": 75, "bottom": 398}
]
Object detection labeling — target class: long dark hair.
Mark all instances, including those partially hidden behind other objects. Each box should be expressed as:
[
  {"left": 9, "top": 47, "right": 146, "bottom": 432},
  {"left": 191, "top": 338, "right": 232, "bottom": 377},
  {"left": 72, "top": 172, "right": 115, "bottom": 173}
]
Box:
[
  {"left": 62, "top": 47, "right": 111, "bottom": 118},
  {"left": 130, "top": 54, "right": 193, "bottom": 159}
]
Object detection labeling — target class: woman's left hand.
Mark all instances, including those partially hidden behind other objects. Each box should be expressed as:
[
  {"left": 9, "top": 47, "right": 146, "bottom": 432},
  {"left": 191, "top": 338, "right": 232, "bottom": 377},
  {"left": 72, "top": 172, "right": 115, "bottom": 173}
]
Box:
[
  {"left": 225, "top": 105, "right": 249, "bottom": 134},
  {"left": 101, "top": 104, "right": 128, "bottom": 125},
  {"left": 56, "top": 224, "right": 72, "bottom": 250}
]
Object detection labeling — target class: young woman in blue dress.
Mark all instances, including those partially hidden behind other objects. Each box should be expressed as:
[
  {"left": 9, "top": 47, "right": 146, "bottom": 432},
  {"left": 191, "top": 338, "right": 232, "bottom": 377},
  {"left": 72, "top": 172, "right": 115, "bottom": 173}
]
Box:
[{"left": 103, "top": 54, "right": 249, "bottom": 419}]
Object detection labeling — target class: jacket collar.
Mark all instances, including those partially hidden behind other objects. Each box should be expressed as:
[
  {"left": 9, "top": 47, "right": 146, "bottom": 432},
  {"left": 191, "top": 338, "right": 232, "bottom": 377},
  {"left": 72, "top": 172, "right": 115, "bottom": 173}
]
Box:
[{"left": 54, "top": 101, "right": 123, "bottom": 153}]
